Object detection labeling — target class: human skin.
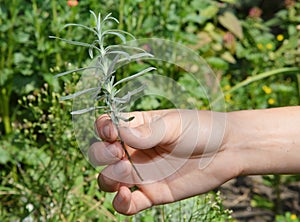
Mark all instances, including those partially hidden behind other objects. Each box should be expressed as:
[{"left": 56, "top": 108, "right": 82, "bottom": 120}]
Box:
[{"left": 88, "top": 106, "right": 300, "bottom": 215}]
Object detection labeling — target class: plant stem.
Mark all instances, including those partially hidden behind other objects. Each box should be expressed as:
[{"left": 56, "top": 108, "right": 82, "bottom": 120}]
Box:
[
  {"left": 1, "top": 88, "right": 12, "bottom": 135},
  {"left": 116, "top": 125, "right": 143, "bottom": 181},
  {"left": 274, "top": 175, "right": 282, "bottom": 214},
  {"left": 118, "top": 0, "right": 124, "bottom": 31},
  {"left": 212, "top": 67, "right": 300, "bottom": 106}
]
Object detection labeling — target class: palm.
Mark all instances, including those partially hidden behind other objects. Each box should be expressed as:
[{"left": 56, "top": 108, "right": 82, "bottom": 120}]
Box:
[{"left": 92, "top": 109, "right": 236, "bottom": 215}]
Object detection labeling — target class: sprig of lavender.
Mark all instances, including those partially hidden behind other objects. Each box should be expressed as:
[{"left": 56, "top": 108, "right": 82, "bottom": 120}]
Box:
[{"left": 50, "top": 11, "right": 156, "bottom": 181}]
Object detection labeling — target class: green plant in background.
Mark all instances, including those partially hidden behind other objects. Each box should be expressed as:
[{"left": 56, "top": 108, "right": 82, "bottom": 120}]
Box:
[
  {"left": 276, "top": 212, "right": 300, "bottom": 222},
  {"left": 0, "top": 82, "right": 117, "bottom": 221},
  {"left": 131, "top": 192, "right": 233, "bottom": 222},
  {"left": 220, "top": 0, "right": 300, "bottom": 110},
  {"left": 0, "top": 0, "right": 90, "bottom": 136},
  {"left": 1, "top": 0, "right": 300, "bottom": 220}
]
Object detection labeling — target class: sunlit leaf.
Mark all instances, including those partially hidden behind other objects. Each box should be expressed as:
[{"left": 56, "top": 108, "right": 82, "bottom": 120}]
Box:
[
  {"left": 60, "top": 87, "right": 99, "bottom": 101},
  {"left": 218, "top": 12, "right": 243, "bottom": 39},
  {"left": 71, "top": 106, "right": 106, "bottom": 115},
  {"left": 113, "top": 67, "right": 155, "bottom": 87},
  {"left": 49, "top": 36, "right": 101, "bottom": 52},
  {"left": 54, "top": 66, "right": 99, "bottom": 78},
  {"left": 117, "top": 52, "right": 154, "bottom": 63}
]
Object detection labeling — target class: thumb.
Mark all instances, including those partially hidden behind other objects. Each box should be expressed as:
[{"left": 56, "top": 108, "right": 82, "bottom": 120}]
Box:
[{"left": 119, "top": 115, "right": 172, "bottom": 149}]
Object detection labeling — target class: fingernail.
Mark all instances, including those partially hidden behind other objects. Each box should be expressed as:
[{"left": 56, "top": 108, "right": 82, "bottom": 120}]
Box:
[
  {"left": 103, "top": 125, "right": 110, "bottom": 139},
  {"left": 116, "top": 193, "right": 123, "bottom": 203}
]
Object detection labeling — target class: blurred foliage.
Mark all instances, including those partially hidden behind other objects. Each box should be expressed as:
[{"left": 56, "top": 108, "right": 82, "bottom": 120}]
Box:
[{"left": 1, "top": 0, "right": 300, "bottom": 220}]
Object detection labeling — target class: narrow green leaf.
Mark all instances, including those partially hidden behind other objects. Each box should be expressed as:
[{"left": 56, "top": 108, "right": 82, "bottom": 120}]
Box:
[
  {"left": 60, "top": 87, "right": 98, "bottom": 101},
  {"left": 63, "top": 23, "right": 98, "bottom": 36},
  {"left": 106, "top": 45, "right": 149, "bottom": 54},
  {"left": 112, "top": 29, "right": 135, "bottom": 40},
  {"left": 89, "top": 47, "right": 94, "bottom": 59},
  {"left": 117, "top": 52, "right": 154, "bottom": 63},
  {"left": 113, "top": 67, "right": 155, "bottom": 87},
  {"left": 97, "top": 12, "right": 101, "bottom": 31},
  {"left": 106, "top": 54, "right": 121, "bottom": 76},
  {"left": 90, "top": 10, "right": 98, "bottom": 25},
  {"left": 49, "top": 36, "right": 100, "bottom": 52},
  {"left": 54, "top": 66, "right": 99, "bottom": 78},
  {"left": 104, "top": 16, "right": 119, "bottom": 24},
  {"left": 102, "top": 30, "right": 126, "bottom": 44},
  {"left": 106, "top": 50, "right": 130, "bottom": 60},
  {"left": 71, "top": 106, "right": 106, "bottom": 115},
  {"left": 103, "top": 13, "right": 119, "bottom": 24},
  {"left": 113, "top": 84, "right": 146, "bottom": 103},
  {"left": 118, "top": 116, "right": 135, "bottom": 122}
]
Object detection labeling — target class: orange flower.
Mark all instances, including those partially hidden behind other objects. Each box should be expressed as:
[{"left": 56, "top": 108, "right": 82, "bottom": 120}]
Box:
[{"left": 67, "top": 0, "right": 78, "bottom": 7}]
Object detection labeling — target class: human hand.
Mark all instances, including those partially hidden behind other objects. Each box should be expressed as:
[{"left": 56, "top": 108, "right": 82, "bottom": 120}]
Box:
[{"left": 88, "top": 109, "right": 241, "bottom": 215}]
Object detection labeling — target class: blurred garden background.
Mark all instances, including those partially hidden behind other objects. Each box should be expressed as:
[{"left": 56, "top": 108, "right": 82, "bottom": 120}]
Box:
[{"left": 1, "top": 0, "right": 300, "bottom": 221}]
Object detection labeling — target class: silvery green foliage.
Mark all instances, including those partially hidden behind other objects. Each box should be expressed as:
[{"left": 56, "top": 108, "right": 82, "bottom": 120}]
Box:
[
  {"left": 51, "top": 11, "right": 155, "bottom": 180},
  {"left": 50, "top": 11, "right": 155, "bottom": 126}
]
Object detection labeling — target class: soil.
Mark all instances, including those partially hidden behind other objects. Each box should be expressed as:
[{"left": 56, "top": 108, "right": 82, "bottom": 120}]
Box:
[{"left": 219, "top": 176, "right": 300, "bottom": 221}]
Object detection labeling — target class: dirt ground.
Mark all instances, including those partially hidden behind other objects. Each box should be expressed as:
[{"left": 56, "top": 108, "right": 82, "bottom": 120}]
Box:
[{"left": 219, "top": 176, "right": 300, "bottom": 221}]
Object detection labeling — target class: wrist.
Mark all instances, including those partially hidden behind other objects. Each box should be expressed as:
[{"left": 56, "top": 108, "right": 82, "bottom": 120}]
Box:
[{"left": 225, "top": 107, "right": 300, "bottom": 176}]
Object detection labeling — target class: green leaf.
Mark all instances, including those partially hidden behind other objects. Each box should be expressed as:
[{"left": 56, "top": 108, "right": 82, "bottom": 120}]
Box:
[
  {"left": 117, "top": 52, "right": 154, "bottom": 63},
  {"left": 49, "top": 36, "right": 101, "bottom": 52},
  {"left": 0, "top": 69, "right": 13, "bottom": 85},
  {"left": 13, "top": 52, "right": 26, "bottom": 65},
  {"left": 54, "top": 66, "right": 99, "bottom": 78},
  {"left": 63, "top": 23, "right": 98, "bottom": 36},
  {"left": 102, "top": 30, "right": 127, "bottom": 44},
  {"left": 118, "top": 116, "right": 135, "bottom": 122},
  {"left": 15, "top": 32, "right": 30, "bottom": 43},
  {"left": 221, "top": 51, "right": 236, "bottom": 64},
  {"left": 219, "top": 0, "right": 237, "bottom": 3},
  {"left": 113, "top": 67, "right": 155, "bottom": 87},
  {"left": 206, "top": 57, "right": 229, "bottom": 70},
  {"left": 60, "top": 87, "right": 99, "bottom": 101},
  {"left": 201, "top": 5, "right": 219, "bottom": 19},
  {"left": 102, "top": 12, "right": 119, "bottom": 24},
  {"left": 218, "top": 12, "right": 243, "bottom": 39},
  {"left": 0, "top": 147, "right": 10, "bottom": 164},
  {"left": 184, "top": 14, "right": 205, "bottom": 25},
  {"left": 71, "top": 106, "right": 106, "bottom": 115},
  {"left": 114, "top": 85, "right": 146, "bottom": 104}
]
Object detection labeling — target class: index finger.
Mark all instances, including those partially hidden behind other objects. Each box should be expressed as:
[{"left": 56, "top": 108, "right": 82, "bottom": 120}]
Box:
[
  {"left": 95, "top": 110, "right": 172, "bottom": 142},
  {"left": 95, "top": 115, "right": 118, "bottom": 142}
]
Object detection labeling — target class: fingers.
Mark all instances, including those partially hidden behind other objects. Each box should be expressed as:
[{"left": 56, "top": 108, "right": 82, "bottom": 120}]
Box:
[
  {"left": 98, "top": 159, "right": 132, "bottom": 192},
  {"left": 113, "top": 186, "right": 153, "bottom": 215},
  {"left": 95, "top": 110, "right": 172, "bottom": 142},
  {"left": 95, "top": 110, "right": 181, "bottom": 150},
  {"left": 119, "top": 110, "right": 182, "bottom": 149},
  {"left": 88, "top": 141, "right": 124, "bottom": 166},
  {"left": 95, "top": 115, "right": 118, "bottom": 142}
]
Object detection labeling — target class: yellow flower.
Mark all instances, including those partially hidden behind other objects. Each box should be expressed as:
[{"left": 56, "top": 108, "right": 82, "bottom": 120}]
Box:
[
  {"left": 266, "top": 43, "right": 273, "bottom": 50},
  {"left": 257, "top": 43, "right": 263, "bottom": 50},
  {"left": 277, "top": 34, "right": 284, "bottom": 41},
  {"left": 290, "top": 214, "right": 297, "bottom": 220},
  {"left": 268, "top": 98, "right": 275, "bottom": 105},
  {"left": 225, "top": 94, "right": 232, "bottom": 103},
  {"left": 262, "top": 85, "right": 272, "bottom": 94},
  {"left": 224, "top": 85, "right": 231, "bottom": 91}
]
